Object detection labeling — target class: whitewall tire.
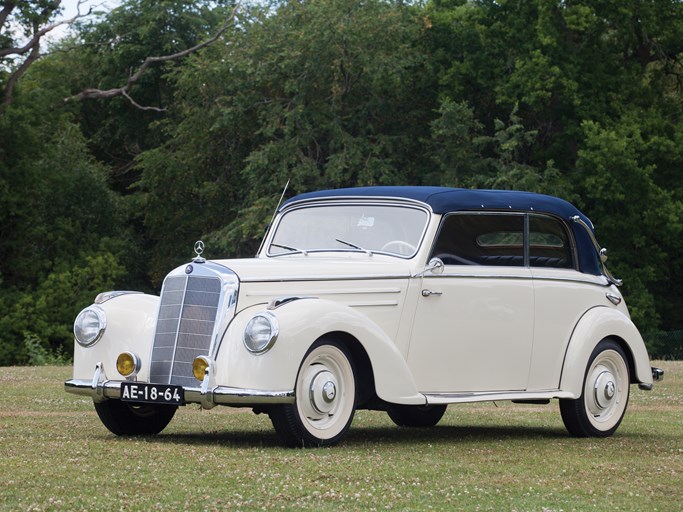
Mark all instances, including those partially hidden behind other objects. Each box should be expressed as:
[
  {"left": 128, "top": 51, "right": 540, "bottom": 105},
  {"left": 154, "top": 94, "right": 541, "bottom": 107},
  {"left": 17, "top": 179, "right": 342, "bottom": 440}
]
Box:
[
  {"left": 560, "top": 339, "right": 630, "bottom": 437},
  {"left": 269, "top": 339, "right": 357, "bottom": 447}
]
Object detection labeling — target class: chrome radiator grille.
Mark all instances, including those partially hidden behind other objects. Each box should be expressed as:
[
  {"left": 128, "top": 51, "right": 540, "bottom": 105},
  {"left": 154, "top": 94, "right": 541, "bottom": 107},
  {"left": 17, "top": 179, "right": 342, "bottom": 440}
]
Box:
[{"left": 150, "top": 275, "right": 221, "bottom": 387}]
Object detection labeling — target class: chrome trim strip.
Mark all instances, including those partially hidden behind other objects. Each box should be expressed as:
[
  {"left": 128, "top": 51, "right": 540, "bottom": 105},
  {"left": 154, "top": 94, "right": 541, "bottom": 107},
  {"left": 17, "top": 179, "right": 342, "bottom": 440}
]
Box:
[
  {"left": 64, "top": 378, "right": 295, "bottom": 406},
  {"left": 267, "top": 296, "right": 316, "bottom": 310},
  {"left": 348, "top": 300, "right": 399, "bottom": 307},
  {"left": 424, "top": 390, "right": 575, "bottom": 405},
  {"left": 428, "top": 273, "right": 529, "bottom": 280},
  {"left": 533, "top": 274, "right": 609, "bottom": 286},
  {"left": 248, "top": 287, "right": 402, "bottom": 297},
  {"left": 241, "top": 274, "right": 408, "bottom": 283},
  {"left": 423, "top": 272, "right": 610, "bottom": 287},
  {"left": 94, "top": 291, "right": 143, "bottom": 304},
  {"left": 166, "top": 275, "right": 191, "bottom": 385},
  {"left": 245, "top": 271, "right": 606, "bottom": 286}
]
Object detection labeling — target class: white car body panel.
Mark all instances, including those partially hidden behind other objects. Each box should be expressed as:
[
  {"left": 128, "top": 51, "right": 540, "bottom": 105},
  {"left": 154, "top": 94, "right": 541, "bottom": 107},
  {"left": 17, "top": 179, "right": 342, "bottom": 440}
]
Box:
[
  {"left": 409, "top": 266, "right": 534, "bottom": 392},
  {"left": 72, "top": 294, "right": 159, "bottom": 382}
]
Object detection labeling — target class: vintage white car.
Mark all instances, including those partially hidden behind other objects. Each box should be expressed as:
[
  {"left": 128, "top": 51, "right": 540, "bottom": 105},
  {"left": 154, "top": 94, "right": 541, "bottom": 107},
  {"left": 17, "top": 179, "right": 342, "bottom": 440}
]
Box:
[{"left": 66, "top": 186, "right": 663, "bottom": 447}]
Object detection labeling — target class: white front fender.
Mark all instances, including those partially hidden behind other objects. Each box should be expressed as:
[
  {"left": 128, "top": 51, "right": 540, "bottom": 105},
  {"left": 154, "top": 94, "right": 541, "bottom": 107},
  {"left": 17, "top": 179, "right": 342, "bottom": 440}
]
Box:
[
  {"left": 72, "top": 293, "right": 160, "bottom": 381},
  {"left": 560, "top": 306, "right": 653, "bottom": 397},
  {"left": 215, "top": 298, "right": 425, "bottom": 405}
]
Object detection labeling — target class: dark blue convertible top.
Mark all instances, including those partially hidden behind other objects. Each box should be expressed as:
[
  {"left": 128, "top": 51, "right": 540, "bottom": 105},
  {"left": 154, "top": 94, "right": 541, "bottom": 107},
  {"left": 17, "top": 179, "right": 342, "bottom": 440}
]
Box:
[
  {"left": 285, "top": 186, "right": 585, "bottom": 219},
  {"left": 283, "top": 186, "right": 602, "bottom": 275}
]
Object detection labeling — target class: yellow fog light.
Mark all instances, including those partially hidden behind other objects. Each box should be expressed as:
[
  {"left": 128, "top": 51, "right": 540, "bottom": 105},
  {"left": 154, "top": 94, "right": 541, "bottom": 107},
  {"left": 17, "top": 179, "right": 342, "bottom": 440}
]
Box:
[
  {"left": 193, "top": 356, "right": 210, "bottom": 381},
  {"left": 116, "top": 352, "right": 140, "bottom": 377}
]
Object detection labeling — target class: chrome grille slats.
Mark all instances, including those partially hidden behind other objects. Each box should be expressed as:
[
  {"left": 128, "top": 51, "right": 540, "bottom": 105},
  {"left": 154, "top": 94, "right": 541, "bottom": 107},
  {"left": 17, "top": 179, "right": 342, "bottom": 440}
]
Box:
[{"left": 150, "top": 274, "right": 221, "bottom": 387}]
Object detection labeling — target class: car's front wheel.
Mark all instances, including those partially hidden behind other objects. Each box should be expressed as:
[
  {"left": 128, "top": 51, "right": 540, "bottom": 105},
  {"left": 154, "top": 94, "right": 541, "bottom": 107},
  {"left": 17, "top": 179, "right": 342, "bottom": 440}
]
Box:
[
  {"left": 269, "top": 340, "right": 357, "bottom": 447},
  {"left": 387, "top": 404, "right": 447, "bottom": 428},
  {"left": 94, "top": 399, "right": 177, "bottom": 436},
  {"left": 560, "top": 339, "right": 630, "bottom": 437}
]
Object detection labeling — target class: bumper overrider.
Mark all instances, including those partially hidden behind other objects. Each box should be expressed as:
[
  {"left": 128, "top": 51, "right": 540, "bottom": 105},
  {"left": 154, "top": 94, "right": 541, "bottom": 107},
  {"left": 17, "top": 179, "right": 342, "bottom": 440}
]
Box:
[
  {"left": 64, "top": 362, "right": 294, "bottom": 409},
  {"left": 639, "top": 366, "right": 665, "bottom": 391},
  {"left": 652, "top": 366, "right": 664, "bottom": 382}
]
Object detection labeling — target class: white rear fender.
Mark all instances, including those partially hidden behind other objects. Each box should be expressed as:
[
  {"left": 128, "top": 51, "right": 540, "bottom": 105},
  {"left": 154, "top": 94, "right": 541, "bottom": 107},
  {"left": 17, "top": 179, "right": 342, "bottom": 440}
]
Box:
[
  {"left": 560, "top": 306, "right": 653, "bottom": 396},
  {"left": 215, "top": 298, "right": 425, "bottom": 405},
  {"left": 72, "top": 293, "right": 160, "bottom": 381}
]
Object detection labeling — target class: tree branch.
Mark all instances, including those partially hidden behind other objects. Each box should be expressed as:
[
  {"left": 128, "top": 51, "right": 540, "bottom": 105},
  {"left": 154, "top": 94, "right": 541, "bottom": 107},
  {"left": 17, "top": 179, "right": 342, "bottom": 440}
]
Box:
[
  {"left": 65, "top": 4, "right": 239, "bottom": 111},
  {"left": 2, "top": 36, "right": 41, "bottom": 106},
  {"left": 1, "top": 0, "right": 96, "bottom": 108},
  {"left": 0, "top": 1, "right": 92, "bottom": 59},
  {"left": 0, "top": 2, "right": 17, "bottom": 30}
]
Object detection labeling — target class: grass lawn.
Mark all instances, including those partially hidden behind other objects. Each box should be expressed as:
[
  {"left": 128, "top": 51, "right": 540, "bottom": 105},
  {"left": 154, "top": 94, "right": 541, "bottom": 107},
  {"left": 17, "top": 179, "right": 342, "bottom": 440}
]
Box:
[{"left": 0, "top": 362, "right": 680, "bottom": 511}]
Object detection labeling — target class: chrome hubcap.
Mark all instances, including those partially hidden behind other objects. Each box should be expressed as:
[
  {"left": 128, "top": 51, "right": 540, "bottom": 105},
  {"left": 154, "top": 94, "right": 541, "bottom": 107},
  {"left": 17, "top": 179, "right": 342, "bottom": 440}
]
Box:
[
  {"left": 593, "top": 370, "right": 617, "bottom": 409},
  {"left": 305, "top": 368, "right": 338, "bottom": 416},
  {"left": 322, "top": 381, "right": 336, "bottom": 402}
]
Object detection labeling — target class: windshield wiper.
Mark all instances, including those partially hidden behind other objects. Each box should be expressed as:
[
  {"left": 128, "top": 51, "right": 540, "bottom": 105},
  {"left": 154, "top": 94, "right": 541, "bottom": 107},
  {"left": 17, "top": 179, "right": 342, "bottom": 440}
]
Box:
[
  {"left": 270, "top": 243, "right": 308, "bottom": 256},
  {"left": 335, "top": 238, "right": 373, "bottom": 256}
]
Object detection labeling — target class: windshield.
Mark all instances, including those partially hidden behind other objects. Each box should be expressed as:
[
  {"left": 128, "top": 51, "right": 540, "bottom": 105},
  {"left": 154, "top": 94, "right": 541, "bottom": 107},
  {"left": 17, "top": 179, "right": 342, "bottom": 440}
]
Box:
[{"left": 269, "top": 204, "right": 429, "bottom": 258}]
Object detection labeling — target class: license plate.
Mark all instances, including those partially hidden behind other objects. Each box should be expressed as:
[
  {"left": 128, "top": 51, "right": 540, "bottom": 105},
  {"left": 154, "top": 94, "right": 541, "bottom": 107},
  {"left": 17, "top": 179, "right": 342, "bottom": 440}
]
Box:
[{"left": 120, "top": 382, "right": 184, "bottom": 405}]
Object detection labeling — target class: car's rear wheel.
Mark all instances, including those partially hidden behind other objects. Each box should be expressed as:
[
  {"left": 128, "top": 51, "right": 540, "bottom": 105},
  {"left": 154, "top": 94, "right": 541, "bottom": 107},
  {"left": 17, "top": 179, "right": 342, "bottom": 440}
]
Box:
[
  {"left": 387, "top": 404, "right": 447, "bottom": 428},
  {"left": 560, "top": 339, "right": 630, "bottom": 437},
  {"left": 94, "top": 399, "right": 177, "bottom": 436},
  {"left": 269, "top": 340, "right": 356, "bottom": 447}
]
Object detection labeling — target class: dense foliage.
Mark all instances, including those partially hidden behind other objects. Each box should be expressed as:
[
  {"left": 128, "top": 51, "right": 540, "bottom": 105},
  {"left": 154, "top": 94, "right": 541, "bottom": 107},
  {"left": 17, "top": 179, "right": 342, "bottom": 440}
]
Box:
[{"left": 1, "top": 0, "right": 682, "bottom": 364}]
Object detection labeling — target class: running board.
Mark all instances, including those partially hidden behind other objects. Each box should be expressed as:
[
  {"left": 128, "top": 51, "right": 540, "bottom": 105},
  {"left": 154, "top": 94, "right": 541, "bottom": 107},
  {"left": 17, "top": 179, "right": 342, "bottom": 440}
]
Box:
[{"left": 424, "top": 390, "right": 574, "bottom": 405}]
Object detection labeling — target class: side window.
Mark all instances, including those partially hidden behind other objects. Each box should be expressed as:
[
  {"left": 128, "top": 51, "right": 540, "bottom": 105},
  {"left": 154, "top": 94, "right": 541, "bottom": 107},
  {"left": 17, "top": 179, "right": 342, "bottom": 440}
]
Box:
[
  {"left": 431, "top": 213, "right": 525, "bottom": 266},
  {"left": 529, "top": 214, "right": 574, "bottom": 269}
]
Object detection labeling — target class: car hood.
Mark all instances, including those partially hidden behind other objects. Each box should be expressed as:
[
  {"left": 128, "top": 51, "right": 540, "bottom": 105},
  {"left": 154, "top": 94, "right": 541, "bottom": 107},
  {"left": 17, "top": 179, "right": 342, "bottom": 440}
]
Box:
[{"left": 209, "top": 254, "right": 413, "bottom": 282}]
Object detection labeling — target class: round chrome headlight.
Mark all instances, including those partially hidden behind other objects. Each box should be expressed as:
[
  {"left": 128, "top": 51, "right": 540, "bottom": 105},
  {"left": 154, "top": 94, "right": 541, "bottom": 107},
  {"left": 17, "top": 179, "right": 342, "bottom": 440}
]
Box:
[
  {"left": 243, "top": 312, "right": 279, "bottom": 354},
  {"left": 74, "top": 306, "right": 106, "bottom": 347}
]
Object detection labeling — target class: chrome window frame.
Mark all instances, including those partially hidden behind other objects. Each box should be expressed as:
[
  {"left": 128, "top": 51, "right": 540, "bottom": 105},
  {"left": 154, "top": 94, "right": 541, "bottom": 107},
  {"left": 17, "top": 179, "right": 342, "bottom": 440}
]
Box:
[
  {"left": 528, "top": 212, "right": 578, "bottom": 270},
  {"left": 571, "top": 215, "right": 622, "bottom": 286},
  {"left": 264, "top": 198, "right": 432, "bottom": 260},
  {"left": 427, "top": 210, "right": 579, "bottom": 270}
]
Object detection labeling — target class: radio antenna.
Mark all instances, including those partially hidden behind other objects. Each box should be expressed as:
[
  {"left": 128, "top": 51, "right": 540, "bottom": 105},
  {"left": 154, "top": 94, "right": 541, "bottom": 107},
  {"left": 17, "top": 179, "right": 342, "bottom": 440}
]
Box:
[{"left": 256, "top": 179, "right": 290, "bottom": 256}]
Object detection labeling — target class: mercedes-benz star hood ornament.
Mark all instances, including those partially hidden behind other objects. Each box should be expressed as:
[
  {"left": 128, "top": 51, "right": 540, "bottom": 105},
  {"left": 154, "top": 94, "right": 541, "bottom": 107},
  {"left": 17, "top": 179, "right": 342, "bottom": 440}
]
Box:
[{"left": 192, "top": 240, "right": 206, "bottom": 263}]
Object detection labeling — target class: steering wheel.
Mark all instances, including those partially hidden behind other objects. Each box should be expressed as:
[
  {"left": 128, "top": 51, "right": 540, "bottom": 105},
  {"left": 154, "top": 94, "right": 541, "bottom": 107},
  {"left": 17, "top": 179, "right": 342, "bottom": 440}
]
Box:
[{"left": 381, "top": 240, "right": 417, "bottom": 255}]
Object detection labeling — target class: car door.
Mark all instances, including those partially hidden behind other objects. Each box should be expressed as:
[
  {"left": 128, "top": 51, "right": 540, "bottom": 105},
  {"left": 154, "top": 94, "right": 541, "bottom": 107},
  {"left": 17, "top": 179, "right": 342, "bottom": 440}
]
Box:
[{"left": 407, "top": 212, "right": 534, "bottom": 393}]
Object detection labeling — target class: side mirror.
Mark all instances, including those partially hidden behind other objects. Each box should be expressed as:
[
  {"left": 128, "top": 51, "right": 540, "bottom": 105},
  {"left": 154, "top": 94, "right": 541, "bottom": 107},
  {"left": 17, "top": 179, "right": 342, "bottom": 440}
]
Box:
[
  {"left": 427, "top": 257, "right": 444, "bottom": 275},
  {"left": 412, "top": 257, "right": 445, "bottom": 278}
]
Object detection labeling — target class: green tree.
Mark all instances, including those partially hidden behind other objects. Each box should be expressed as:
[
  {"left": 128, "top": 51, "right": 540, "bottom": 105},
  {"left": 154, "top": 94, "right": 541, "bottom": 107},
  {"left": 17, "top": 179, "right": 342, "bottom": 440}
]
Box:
[
  {"left": 0, "top": 45, "right": 132, "bottom": 364},
  {"left": 0, "top": 0, "right": 94, "bottom": 106},
  {"left": 424, "top": 0, "right": 683, "bottom": 333},
  {"left": 136, "top": 0, "right": 436, "bottom": 278},
  {"left": 576, "top": 117, "right": 683, "bottom": 332},
  {"left": 69, "top": 0, "right": 233, "bottom": 187},
  {"left": 0, "top": 253, "right": 125, "bottom": 364}
]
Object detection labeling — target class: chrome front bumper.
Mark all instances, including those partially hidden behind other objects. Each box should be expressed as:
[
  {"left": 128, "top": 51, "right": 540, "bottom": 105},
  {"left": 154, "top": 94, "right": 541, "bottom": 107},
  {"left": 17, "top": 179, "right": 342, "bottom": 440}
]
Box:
[{"left": 64, "top": 362, "right": 294, "bottom": 409}]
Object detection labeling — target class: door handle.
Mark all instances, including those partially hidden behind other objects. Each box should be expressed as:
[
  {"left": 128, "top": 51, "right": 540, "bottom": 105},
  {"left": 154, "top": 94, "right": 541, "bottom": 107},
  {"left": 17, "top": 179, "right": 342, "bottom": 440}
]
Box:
[{"left": 421, "top": 289, "right": 443, "bottom": 297}]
